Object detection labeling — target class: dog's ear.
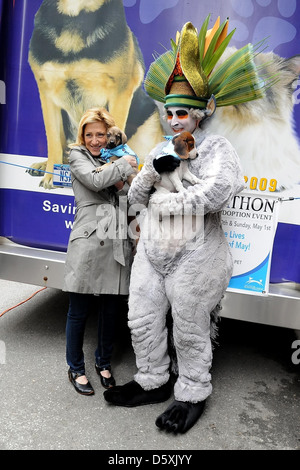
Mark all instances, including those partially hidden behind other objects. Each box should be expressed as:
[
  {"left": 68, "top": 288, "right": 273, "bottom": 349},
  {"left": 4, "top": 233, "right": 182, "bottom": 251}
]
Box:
[
  {"left": 173, "top": 136, "right": 189, "bottom": 159},
  {"left": 172, "top": 131, "right": 192, "bottom": 143},
  {"left": 120, "top": 130, "right": 127, "bottom": 144},
  {"left": 172, "top": 133, "right": 180, "bottom": 145},
  {"left": 186, "top": 134, "right": 195, "bottom": 151}
]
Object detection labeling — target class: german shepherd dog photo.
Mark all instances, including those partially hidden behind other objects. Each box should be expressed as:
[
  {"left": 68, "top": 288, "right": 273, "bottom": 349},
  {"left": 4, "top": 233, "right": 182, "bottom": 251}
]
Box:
[{"left": 28, "top": 0, "right": 163, "bottom": 188}]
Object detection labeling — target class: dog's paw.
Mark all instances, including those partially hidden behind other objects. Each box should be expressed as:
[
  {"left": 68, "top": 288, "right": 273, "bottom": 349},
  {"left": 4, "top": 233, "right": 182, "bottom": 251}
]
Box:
[
  {"left": 39, "top": 173, "right": 54, "bottom": 189},
  {"left": 26, "top": 161, "right": 47, "bottom": 177},
  {"left": 190, "top": 177, "right": 201, "bottom": 185}
]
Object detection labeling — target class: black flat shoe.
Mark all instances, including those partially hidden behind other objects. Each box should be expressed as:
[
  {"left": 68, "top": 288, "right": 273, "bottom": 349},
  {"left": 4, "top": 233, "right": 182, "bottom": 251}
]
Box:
[
  {"left": 68, "top": 369, "right": 94, "bottom": 396},
  {"left": 95, "top": 363, "right": 116, "bottom": 389}
]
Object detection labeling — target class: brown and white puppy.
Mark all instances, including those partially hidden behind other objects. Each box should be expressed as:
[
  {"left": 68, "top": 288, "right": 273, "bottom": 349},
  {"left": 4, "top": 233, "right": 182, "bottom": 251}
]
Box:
[
  {"left": 173, "top": 131, "right": 198, "bottom": 160},
  {"left": 153, "top": 131, "right": 200, "bottom": 194},
  {"left": 94, "top": 126, "right": 138, "bottom": 185}
]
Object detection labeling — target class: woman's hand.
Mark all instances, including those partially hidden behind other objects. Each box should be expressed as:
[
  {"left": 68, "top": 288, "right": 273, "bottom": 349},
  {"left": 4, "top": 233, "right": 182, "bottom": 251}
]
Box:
[
  {"left": 114, "top": 181, "right": 125, "bottom": 191},
  {"left": 114, "top": 155, "right": 137, "bottom": 190},
  {"left": 123, "top": 155, "right": 138, "bottom": 168}
]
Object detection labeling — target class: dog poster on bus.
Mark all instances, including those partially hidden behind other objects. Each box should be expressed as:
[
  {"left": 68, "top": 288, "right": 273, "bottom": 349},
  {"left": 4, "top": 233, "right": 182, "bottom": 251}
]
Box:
[{"left": 0, "top": 0, "right": 299, "bottom": 286}]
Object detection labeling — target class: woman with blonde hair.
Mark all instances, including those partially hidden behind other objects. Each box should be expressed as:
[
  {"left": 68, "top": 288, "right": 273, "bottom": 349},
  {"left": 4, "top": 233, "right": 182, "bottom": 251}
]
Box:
[{"left": 63, "top": 107, "right": 137, "bottom": 395}]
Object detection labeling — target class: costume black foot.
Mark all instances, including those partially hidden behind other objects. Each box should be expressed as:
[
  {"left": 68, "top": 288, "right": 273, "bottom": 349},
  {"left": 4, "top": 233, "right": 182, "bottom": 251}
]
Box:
[
  {"left": 155, "top": 399, "right": 206, "bottom": 434},
  {"left": 103, "top": 380, "right": 172, "bottom": 407}
]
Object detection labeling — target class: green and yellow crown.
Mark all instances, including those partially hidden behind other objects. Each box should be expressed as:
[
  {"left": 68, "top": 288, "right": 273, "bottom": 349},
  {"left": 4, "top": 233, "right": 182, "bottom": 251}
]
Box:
[{"left": 144, "top": 15, "right": 274, "bottom": 110}]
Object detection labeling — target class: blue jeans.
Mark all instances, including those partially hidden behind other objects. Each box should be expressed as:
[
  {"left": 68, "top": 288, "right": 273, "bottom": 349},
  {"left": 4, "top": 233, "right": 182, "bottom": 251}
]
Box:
[{"left": 66, "top": 292, "right": 121, "bottom": 374}]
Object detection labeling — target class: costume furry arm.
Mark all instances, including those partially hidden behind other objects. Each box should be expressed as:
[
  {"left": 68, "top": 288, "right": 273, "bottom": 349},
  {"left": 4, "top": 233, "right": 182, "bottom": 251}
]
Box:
[
  {"left": 148, "top": 134, "right": 245, "bottom": 216},
  {"left": 128, "top": 143, "right": 167, "bottom": 206}
]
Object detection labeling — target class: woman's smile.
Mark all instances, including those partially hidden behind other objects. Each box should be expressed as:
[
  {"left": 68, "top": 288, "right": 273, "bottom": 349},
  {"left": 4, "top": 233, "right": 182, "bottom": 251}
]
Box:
[{"left": 84, "top": 122, "right": 107, "bottom": 156}]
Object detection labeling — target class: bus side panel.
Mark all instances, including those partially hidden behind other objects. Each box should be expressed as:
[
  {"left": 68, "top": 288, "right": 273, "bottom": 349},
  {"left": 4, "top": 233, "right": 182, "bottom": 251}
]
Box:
[{"left": 0, "top": 0, "right": 300, "bottom": 286}]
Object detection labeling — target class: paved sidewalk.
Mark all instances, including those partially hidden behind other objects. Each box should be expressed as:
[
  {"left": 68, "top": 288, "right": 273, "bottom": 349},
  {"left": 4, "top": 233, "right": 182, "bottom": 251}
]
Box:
[{"left": 0, "top": 280, "right": 299, "bottom": 451}]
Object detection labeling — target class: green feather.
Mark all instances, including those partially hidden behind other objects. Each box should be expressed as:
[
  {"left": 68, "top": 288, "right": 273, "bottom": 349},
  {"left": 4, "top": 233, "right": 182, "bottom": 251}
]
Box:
[
  {"left": 209, "top": 44, "right": 255, "bottom": 92},
  {"left": 208, "top": 43, "right": 277, "bottom": 106},
  {"left": 144, "top": 49, "right": 175, "bottom": 102},
  {"left": 170, "top": 38, "right": 177, "bottom": 53},
  {"left": 198, "top": 14, "right": 211, "bottom": 62},
  {"left": 202, "top": 18, "right": 230, "bottom": 73},
  {"left": 203, "top": 28, "right": 236, "bottom": 76}
]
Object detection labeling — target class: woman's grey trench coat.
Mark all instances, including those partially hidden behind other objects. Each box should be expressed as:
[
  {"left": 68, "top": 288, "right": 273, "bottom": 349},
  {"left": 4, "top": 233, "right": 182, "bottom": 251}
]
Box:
[{"left": 63, "top": 145, "right": 135, "bottom": 295}]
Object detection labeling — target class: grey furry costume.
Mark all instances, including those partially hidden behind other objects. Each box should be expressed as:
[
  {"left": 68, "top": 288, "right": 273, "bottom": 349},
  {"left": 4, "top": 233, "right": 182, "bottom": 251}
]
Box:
[
  {"left": 126, "top": 127, "right": 244, "bottom": 403},
  {"left": 104, "top": 18, "right": 271, "bottom": 434}
]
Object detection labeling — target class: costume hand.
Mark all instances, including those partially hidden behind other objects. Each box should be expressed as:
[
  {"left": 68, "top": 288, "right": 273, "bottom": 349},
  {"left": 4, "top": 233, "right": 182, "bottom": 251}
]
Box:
[
  {"left": 153, "top": 155, "right": 180, "bottom": 174},
  {"left": 155, "top": 400, "right": 206, "bottom": 434}
]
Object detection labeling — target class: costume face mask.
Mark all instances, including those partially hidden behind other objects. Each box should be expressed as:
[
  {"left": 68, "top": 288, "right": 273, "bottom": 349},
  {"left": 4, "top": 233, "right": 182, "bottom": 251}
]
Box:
[{"left": 166, "top": 107, "right": 199, "bottom": 134}]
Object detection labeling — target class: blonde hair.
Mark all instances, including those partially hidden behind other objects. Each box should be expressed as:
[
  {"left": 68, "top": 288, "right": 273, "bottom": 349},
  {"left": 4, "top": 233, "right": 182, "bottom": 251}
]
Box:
[{"left": 69, "top": 107, "right": 116, "bottom": 148}]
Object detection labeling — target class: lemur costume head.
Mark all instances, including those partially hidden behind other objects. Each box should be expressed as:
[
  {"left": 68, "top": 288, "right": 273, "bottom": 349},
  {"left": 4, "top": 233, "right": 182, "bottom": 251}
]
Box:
[{"left": 144, "top": 16, "right": 274, "bottom": 129}]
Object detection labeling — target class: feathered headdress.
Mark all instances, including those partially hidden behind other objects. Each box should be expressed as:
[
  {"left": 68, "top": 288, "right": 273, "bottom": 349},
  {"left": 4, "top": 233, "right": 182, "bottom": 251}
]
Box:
[{"left": 144, "top": 15, "right": 275, "bottom": 116}]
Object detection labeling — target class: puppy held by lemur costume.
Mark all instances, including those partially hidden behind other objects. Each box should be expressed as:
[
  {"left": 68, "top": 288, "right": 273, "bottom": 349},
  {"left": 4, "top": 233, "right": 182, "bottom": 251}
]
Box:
[
  {"left": 152, "top": 131, "right": 200, "bottom": 194},
  {"left": 104, "top": 18, "right": 274, "bottom": 434}
]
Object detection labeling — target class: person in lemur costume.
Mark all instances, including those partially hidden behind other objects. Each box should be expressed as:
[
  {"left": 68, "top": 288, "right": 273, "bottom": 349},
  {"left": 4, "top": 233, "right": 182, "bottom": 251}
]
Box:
[{"left": 104, "top": 16, "right": 274, "bottom": 433}]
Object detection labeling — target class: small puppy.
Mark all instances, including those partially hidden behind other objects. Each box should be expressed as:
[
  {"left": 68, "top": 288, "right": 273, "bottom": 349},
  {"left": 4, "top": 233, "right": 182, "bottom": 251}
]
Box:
[
  {"left": 106, "top": 126, "right": 128, "bottom": 150},
  {"left": 153, "top": 131, "right": 200, "bottom": 194},
  {"left": 94, "top": 126, "right": 138, "bottom": 185}
]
